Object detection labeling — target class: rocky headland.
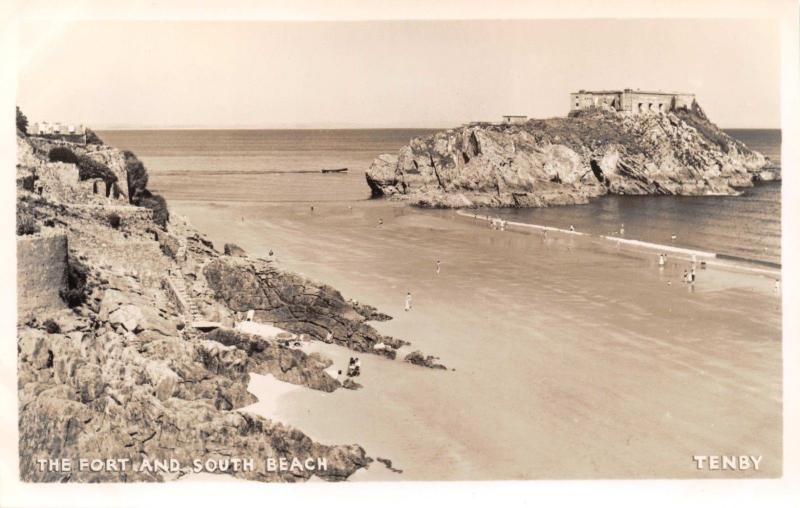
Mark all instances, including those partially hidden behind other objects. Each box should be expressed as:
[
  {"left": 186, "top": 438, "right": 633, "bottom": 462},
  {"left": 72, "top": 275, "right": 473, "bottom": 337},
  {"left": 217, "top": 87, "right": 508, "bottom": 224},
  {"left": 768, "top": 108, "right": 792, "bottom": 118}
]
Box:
[
  {"left": 366, "top": 102, "right": 779, "bottom": 208},
  {"left": 15, "top": 119, "right": 432, "bottom": 482}
]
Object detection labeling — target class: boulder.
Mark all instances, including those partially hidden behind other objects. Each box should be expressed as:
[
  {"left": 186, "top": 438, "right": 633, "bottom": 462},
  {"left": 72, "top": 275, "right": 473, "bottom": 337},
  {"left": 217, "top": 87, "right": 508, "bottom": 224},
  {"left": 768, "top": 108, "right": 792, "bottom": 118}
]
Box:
[
  {"left": 404, "top": 350, "right": 448, "bottom": 370},
  {"left": 144, "top": 361, "right": 180, "bottom": 401},
  {"left": 223, "top": 243, "right": 247, "bottom": 257},
  {"left": 109, "top": 304, "right": 145, "bottom": 333}
]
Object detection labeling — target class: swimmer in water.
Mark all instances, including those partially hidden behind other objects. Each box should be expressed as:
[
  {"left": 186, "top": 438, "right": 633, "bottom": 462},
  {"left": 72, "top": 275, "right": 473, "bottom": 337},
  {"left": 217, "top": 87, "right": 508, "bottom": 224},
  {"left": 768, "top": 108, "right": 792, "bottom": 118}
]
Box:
[{"left": 569, "top": 225, "right": 575, "bottom": 232}]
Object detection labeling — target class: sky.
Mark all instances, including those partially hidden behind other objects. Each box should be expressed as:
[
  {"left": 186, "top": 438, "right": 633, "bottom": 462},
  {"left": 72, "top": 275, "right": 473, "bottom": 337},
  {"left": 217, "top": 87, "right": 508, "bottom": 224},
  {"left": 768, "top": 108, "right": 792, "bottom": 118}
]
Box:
[{"left": 16, "top": 19, "right": 780, "bottom": 129}]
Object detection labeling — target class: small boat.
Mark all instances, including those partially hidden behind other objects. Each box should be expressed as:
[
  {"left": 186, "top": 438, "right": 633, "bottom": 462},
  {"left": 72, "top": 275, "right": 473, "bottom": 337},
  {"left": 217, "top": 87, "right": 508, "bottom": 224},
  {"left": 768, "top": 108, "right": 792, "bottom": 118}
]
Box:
[{"left": 321, "top": 167, "right": 348, "bottom": 174}]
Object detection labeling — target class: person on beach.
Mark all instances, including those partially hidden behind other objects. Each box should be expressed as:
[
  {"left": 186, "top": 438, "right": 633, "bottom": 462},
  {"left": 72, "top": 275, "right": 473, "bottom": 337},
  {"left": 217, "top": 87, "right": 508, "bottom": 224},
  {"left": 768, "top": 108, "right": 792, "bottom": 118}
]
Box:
[
  {"left": 336, "top": 370, "right": 343, "bottom": 382},
  {"left": 620, "top": 223, "right": 625, "bottom": 236},
  {"left": 325, "top": 331, "right": 333, "bottom": 343},
  {"left": 682, "top": 270, "right": 690, "bottom": 283},
  {"left": 658, "top": 254, "right": 666, "bottom": 267},
  {"left": 378, "top": 218, "right": 384, "bottom": 228},
  {"left": 690, "top": 268, "right": 696, "bottom": 283},
  {"left": 405, "top": 292, "right": 412, "bottom": 312},
  {"left": 354, "top": 358, "right": 362, "bottom": 377},
  {"left": 436, "top": 259, "right": 441, "bottom": 275},
  {"left": 347, "top": 357, "right": 356, "bottom": 377}
]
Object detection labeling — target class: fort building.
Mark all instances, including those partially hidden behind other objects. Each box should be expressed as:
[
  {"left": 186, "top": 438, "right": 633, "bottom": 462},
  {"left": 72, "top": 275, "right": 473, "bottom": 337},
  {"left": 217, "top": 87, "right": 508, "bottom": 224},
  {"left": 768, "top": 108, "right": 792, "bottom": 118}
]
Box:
[
  {"left": 569, "top": 89, "right": 695, "bottom": 114},
  {"left": 502, "top": 115, "right": 528, "bottom": 124}
]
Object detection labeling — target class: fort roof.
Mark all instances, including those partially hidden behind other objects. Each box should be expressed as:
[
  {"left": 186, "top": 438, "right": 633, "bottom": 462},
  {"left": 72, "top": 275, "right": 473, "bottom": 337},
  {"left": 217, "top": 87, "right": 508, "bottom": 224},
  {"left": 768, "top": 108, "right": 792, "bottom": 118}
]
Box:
[{"left": 574, "top": 89, "right": 694, "bottom": 96}]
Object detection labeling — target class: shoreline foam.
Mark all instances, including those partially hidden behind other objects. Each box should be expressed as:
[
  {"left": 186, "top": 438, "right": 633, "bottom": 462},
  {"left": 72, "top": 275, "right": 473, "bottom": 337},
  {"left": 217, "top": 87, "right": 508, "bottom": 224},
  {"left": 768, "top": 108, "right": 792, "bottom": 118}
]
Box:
[{"left": 456, "top": 209, "right": 781, "bottom": 276}]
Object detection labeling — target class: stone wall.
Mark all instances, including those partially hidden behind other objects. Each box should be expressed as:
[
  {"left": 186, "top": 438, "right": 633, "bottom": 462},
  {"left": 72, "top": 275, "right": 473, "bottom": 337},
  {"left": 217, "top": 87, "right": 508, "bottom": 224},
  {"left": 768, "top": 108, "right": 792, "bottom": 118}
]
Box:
[
  {"left": 621, "top": 92, "right": 675, "bottom": 114},
  {"left": 17, "top": 230, "right": 68, "bottom": 321},
  {"left": 67, "top": 204, "right": 155, "bottom": 229},
  {"left": 570, "top": 92, "right": 620, "bottom": 111},
  {"left": 35, "top": 163, "right": 81, "bottom": 202}
]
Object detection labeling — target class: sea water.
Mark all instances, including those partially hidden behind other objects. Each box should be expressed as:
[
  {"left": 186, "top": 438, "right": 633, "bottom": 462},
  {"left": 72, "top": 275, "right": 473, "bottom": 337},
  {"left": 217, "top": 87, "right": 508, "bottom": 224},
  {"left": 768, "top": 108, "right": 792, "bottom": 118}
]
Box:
[{"left": 100, "top": 128, "right": 781, "bottom": 265}]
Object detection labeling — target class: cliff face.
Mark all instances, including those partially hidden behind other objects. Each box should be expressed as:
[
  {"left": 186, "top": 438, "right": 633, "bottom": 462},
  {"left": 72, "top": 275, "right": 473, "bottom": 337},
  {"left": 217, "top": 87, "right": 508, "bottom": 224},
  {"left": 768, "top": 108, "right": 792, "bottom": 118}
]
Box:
[
  {"left": 16, "top": 131, "right": 383, "bottom": 482},
  {"left": 366, "top": 105, "right": 778, "bottom": 208},
  {"left": 23, "top": 136, "right": 131, "bottom": 203}
]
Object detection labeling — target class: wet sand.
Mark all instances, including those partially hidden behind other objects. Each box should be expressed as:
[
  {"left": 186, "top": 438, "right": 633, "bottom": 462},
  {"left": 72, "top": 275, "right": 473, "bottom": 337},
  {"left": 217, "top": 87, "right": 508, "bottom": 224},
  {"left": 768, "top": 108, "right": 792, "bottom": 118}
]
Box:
[{"left": 172, "top": 199, "right": 782, "bottom": 480}]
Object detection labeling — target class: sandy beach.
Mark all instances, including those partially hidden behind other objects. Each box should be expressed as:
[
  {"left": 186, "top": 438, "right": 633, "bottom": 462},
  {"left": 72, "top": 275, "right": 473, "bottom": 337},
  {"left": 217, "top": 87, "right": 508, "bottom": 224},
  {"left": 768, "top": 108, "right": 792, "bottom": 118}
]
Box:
[{"left": 168, "top": 199, "right": 782, "bottom": 480}]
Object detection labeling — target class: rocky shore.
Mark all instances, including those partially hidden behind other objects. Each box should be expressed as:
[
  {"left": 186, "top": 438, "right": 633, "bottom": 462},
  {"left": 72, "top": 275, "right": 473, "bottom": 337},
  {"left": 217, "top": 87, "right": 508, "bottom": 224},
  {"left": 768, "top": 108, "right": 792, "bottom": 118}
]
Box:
[
  {"left": 14, "top": 124, "right": 431, "bottom": 482},
  {"left": 366, "top": 103, "right": 779, "bottom": 208}
]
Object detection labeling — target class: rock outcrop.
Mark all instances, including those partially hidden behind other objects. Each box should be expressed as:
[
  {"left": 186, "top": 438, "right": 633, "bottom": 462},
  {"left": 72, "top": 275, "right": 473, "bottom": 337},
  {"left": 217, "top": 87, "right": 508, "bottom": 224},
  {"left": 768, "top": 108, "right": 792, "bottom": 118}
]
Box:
[
  {"left": 404, "top": 351, "right": 448, "bottom": 370},
  {"left": 203, "top": 257, "right": 409, "bottom": 359},
  {"left": 366, "top": 104, "right": 779, "bottom": 208},
  {"left": 203, "top": 328, "right": 340, "bottom": 392}
]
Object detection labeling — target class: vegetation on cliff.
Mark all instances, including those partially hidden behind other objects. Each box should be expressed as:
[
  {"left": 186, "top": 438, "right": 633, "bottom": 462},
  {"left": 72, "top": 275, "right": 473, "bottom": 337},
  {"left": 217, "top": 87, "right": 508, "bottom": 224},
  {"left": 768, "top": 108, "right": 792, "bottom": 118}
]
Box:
[
  {"left": 123, "top": 150, "right": 149, "bottom": 203},
  {"left": 16, "top": 209, "right": 39, "bottom": 236},
  {"left": 16, "top": 106, "right": 28, "bottom": 135},
  {"left": 48, "top": 146, "right": 80, "bottom": 164}
]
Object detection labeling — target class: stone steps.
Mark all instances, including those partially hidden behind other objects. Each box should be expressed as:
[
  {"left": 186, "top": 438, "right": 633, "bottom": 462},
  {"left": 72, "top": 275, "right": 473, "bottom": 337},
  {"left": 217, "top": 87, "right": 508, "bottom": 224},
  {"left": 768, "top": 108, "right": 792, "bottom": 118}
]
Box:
[{"left": 168, "top": 270, "right": 201, "bottom": 322}]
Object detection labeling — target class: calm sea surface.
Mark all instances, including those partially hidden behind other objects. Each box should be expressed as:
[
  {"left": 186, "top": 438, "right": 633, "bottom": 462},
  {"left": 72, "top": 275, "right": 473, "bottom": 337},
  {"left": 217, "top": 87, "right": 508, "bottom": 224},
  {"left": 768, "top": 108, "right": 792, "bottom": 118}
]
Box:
[{"left": 99, "top": 128, "right": 782, "bottom": 265}]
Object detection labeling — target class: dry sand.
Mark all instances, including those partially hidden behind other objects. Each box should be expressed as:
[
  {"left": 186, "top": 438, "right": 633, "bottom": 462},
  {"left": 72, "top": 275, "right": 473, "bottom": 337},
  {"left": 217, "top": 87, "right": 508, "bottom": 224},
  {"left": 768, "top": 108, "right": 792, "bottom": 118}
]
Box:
[{"left": 172, "top": 199, "right": 782, "bottom": 480}]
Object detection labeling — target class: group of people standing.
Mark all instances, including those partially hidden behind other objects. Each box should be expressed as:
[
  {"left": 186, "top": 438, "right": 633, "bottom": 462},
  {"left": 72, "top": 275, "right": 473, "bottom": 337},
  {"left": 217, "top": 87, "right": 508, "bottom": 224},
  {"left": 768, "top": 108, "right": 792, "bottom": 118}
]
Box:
[
  {"left": 489, "top": 218, "right": 506, "bottom": 231},
  {"left": 658, "top": 252, "right": 699, "bottom": 285},
  {"left": 346, "top": 357, "right": 361, "bottom": 377}
]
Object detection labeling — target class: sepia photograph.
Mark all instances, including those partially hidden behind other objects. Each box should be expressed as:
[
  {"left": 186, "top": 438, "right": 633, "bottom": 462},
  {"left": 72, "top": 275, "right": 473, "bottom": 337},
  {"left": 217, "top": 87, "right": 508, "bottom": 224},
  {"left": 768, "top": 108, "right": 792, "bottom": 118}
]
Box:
[{"left": 2, "top": 0, "right": 799, "bottom": 506}]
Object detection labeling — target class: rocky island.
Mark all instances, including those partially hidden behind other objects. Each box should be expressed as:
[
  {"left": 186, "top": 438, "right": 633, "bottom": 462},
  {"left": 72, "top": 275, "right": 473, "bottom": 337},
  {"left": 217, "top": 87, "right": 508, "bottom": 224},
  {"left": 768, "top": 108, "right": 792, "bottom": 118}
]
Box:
[
  {"left": 14, "top": 111, "right": 430, "bottom": 482},
  {"left": 366, "top": 98, "right": 779, "bottom": 208}
]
